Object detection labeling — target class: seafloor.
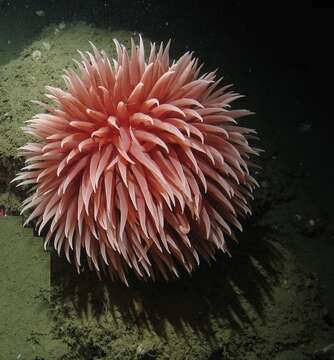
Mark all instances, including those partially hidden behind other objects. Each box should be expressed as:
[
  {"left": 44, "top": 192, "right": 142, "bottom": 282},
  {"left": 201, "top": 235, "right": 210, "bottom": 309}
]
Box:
[{"left": 0, "top": 2, "right": 333, "bottom": 360}]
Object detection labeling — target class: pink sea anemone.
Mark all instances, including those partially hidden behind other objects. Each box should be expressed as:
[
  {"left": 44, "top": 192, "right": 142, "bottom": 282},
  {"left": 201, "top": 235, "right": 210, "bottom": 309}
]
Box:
[{"left": 14, "top": 36, "right": 259, "bottom": 285}]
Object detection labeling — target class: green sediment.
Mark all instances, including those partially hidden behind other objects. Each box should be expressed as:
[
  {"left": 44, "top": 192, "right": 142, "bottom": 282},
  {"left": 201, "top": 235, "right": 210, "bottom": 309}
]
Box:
[
  {"left": 47, "top": 228, "right": 333, "bottom": 360},
  {"left": 0, "top": 216, "right": 67, "bottom": 359},
  {"left": 2, "top": 214, "right": 333, "bottom": 359},
  {"left": 0, "top": 22, "right": 139, "bottom": 159}
]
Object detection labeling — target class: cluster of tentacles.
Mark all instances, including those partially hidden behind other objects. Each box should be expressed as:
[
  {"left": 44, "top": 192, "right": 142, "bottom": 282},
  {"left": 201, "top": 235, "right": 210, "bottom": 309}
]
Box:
[{"left": 14, "top": 36, "right": 260, "bottom": 285}]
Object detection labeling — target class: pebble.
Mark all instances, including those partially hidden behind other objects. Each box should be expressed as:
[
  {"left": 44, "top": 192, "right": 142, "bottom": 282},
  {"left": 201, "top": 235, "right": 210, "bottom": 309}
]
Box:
[
  {"left": 298, "top": 121, "right": 312, "bottom": 133},
  {"left": 58, "top": 22, "right": 66, "bottom": 30},
  {"left": 282, "top": 279, "right": 289, "bottom": 288},
  {"left": 260, "top": 180, "right": 268, "bottom": 188},
  {"left": 308, "top": 219, "right": 315, "bottom": 227},
  {"left": 0, "top": 112, "right": 10, "bottom": 120},
  {"left": 132, "top": 298, "right": 144, "bottom": 316},
  {"left": 42, "top": 41, "right": 51, "bottom": 51},
  {"left": 35, "top": 10, "right": 45, "bottom": 17},
  {"left": 31, "top": 50, "right": 42, "bottom": 60},
  {"left": 295, "top": 214, "right": 302, "bottom": 221}
]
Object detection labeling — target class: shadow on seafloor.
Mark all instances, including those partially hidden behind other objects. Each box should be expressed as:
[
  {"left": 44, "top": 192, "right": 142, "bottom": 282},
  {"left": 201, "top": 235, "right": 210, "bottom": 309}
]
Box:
[{"left": 49, "top": 220, "right": 284, "bottom": 344}]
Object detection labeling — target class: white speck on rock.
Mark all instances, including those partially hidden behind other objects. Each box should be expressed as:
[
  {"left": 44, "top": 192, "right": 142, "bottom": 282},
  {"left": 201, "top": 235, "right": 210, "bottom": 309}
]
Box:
[
  {"left": 35, "top": 10, "right": 45, "bottom": 17},
  {"left": 32, "top": 50, "right": 42, "bottom": 60}
]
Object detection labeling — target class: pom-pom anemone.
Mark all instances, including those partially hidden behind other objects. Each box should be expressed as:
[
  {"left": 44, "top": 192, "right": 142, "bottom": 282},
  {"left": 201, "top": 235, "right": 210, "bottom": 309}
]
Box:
[{"left": 14, "top": 36, "right": 260, "bottom": 285}]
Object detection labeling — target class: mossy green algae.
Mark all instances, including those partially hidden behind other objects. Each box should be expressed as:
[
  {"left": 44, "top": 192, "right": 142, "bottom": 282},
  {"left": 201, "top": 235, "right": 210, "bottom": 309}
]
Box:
[
  {"left": 0, "top": 216, "right": 66, "bottom": 359},
  {"left": 0, "top": 22, "right": 138, "bottom": 159}
]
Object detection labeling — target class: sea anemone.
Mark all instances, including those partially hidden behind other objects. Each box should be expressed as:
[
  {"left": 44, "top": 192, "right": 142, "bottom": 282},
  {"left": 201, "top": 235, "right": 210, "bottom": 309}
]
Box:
[{"left": 14, "top": 36, "right": 259, "bottom": 285}]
